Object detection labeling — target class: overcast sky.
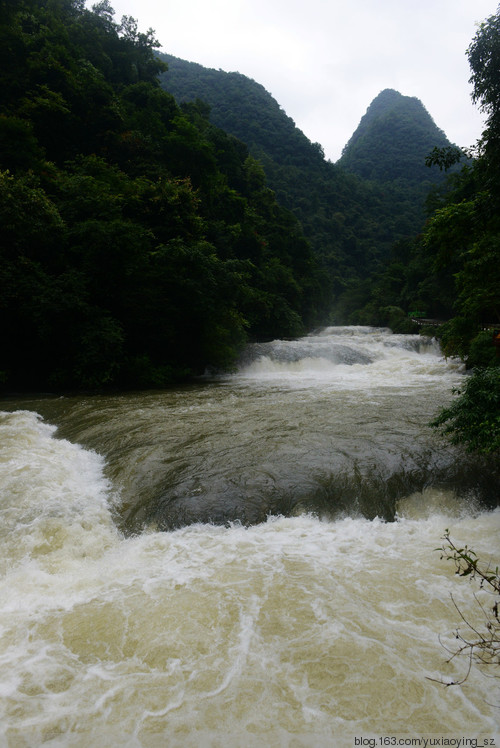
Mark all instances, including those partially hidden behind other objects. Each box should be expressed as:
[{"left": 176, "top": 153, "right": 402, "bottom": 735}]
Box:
[{"left": 101, "top": 0, "right": 496, "bottom": 161}]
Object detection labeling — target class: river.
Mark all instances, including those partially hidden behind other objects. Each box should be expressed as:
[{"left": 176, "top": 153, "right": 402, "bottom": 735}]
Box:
[{"left": 0, "top": 326, "right": 498, "bottom": 746}]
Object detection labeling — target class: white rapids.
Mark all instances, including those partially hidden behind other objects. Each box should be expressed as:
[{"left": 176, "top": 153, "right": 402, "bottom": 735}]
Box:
[{"left": 0, "top": 327, "right": 498, "bottom": 746}]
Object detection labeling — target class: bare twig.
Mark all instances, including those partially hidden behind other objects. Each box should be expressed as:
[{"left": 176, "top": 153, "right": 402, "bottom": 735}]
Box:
[{"left": 429, "top": 530, "right": 499, "bottom": 690}]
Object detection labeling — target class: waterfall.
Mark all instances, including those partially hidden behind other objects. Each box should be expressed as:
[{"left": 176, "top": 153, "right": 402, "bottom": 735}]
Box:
[{"left": 1, "top": 328, "right": 498, "bottom": 745}]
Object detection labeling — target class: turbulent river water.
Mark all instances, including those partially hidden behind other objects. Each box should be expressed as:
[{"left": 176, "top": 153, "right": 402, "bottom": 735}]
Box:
[{"left": 1, "top": 326, "right": 499, "bottom": 746}]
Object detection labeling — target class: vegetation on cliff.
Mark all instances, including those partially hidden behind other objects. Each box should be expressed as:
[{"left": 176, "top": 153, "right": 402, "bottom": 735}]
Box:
[
  {"left": 159, "top": 57, "right": 456, "bottom": 306},
  {"left": 1, "top": 0, "right": 498, "bottom": 425},
  {"left": 426, "top": 7, "right": 500, "bottom": 456},
  {"left": 0, "top": 0, "right": 327, "bottom": 389},
  {"left": 350, "top": 9, "right": 500, "bottom": 360}
]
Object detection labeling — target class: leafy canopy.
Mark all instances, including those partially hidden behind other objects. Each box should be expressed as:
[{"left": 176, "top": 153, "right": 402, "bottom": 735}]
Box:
[
  {"left": 430, "top": 368, "right": 500, "bottom": 454},
  {"left": 0, "top": 0, "right": 327, "bottom": 390}
]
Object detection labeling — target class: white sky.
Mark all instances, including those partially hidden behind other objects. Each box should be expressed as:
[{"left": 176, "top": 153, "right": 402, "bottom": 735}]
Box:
[{"left": 101, "top": 0, "right": 496, "bottom": 161}]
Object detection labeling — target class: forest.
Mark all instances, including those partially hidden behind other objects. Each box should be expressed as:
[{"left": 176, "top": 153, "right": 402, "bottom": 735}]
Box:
[
  {"left": 0, "top": 0, "right": 499, "bottom": 451},
  {"left": 160, "top": 59, "right": 456, "bottom": 304},
  {"left": 0, "top": 0, "right": 328, "bottom": 389}
]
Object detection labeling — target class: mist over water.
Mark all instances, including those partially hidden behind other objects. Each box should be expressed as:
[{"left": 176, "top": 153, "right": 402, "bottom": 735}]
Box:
[{"left": 1, "top": 327, "right": 498, "bottom": 745}]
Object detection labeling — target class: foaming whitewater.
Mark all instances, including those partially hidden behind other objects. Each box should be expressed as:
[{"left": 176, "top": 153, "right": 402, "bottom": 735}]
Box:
[
  {"left": 0, "top": 410, "right": 119, "bottom": 574},
  {"left": 1, "top": 327, "right": 498, "bottom": 746},
  {"left": 234, "top": 326, "right": 459, "bottom": 388}
]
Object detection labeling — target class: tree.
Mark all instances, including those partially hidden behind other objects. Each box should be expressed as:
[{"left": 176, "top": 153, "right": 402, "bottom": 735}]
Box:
[
  {"left": 0, "top": 0, "right": 328, "bottom": 390},
  {"left": 467, "top": 6, "right": 500, "bottom": 203},
  {"left": 468, "top": 8, "right": 500, "bottom": 135},
  {"left": 425, "top": 145, "right": 465, "bottom": 171},
  {"left": 430, "top": 367, "right": 500, "bottom": 455},
  {"left": 430, "top": 531, "right": 499, "bottom": 687},
  {"left": 455, "top": 234, "right": 500, "bottom": 324}
]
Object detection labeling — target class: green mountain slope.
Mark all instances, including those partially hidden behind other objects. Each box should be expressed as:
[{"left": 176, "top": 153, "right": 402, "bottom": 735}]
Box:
[
  {"left": 0, "top": 0, "right": 329, "bottom": 390},
  {"left": 159, "top": 56, "right": 322, "bottom": 168},
  {"left": 338, "top": 88, "right": 456, "bottom": 186},
  {"left": 158, "top": 56, "right": 455, "bottom": 292}
]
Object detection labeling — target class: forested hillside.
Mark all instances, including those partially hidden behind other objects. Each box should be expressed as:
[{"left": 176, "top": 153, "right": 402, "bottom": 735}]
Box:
[
  {"left": 0, "top": 0, "right": 328, "bottom": 390},
  {"left": 1, "top": 0, "right": 498, "bottom": 425},
  {"left": 159, "top": 56, "right": 456, "bottom": 304},
  {"left": 339, "top": 89, "right": 454, "bottom": 186},
  {"left": 338, "top": 89, "right": 461, "bottom": 231},
  {"left": 350, "top": 9, "right": 500, "bottom": 455}
]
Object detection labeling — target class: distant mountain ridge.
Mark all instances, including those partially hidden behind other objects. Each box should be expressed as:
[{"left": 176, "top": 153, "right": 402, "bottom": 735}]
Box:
[
  {"left": 158, "top": 55, "right": 456, "bottom": 293},
  {"left": 158, "top": 55, "right": 328, "bottom": 169},
  {"left": 338, "top": 88, "right": 455, "bottom": 186}
]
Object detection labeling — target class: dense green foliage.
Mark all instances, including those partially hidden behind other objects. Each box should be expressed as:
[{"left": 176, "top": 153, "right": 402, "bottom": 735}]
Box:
[
  {"left": 339, "top": 7, "right": 500, "bottom": 455},
  {"left": 2, "top": 0, "right": 497, "bottom": 417},
  {"left": 0, "top": 0, "right": 327, "bottom": 390},
  {"left": 339, "top": 89, "right": 456, "bottom": 186},
  {"left": 430, "top": 367, "right": 500, "bottom": 454},
  {"left": 159, "top": 58, "right": 455, "bottom": 306},
  {"left": 352, "top": 11, "right": 500, "bottom": 351},
  {"left": 338, "top": 89, "right": 462, "bottom": 244},
  {"left": 428, "top": 7, "right": 500, "bottom": 456}
]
